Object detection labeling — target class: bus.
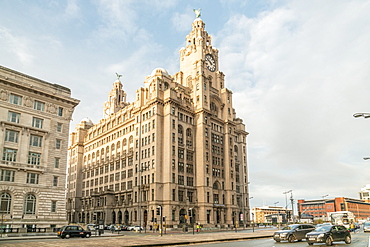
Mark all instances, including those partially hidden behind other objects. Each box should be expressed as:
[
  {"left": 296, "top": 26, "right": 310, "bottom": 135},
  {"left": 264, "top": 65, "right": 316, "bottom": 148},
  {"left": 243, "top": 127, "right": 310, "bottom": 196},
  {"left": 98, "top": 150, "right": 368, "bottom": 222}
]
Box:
[{"left": 329, "top": 211, "right": 355, "bottom": 228}]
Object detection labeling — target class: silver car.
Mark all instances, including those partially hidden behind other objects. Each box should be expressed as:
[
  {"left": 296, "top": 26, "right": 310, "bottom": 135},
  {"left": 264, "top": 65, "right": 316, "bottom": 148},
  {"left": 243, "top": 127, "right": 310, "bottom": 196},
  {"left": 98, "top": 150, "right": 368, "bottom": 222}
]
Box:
[{"left": 364, "top": 221, "right": 370, "bottom": 232}]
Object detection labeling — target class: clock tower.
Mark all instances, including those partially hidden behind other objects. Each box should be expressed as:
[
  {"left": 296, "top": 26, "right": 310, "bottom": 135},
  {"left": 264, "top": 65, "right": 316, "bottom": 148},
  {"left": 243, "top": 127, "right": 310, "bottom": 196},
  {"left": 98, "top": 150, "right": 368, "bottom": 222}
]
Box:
[{"left": 179, "top": 16, "right": 226, "bottom": 111}]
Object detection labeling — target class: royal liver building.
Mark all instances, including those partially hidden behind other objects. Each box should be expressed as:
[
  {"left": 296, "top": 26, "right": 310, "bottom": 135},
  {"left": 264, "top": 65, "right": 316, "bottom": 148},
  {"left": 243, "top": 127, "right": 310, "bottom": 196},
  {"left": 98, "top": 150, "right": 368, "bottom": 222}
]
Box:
[{"left": 67, "top": 16, "right": 250, "bottom": 229}]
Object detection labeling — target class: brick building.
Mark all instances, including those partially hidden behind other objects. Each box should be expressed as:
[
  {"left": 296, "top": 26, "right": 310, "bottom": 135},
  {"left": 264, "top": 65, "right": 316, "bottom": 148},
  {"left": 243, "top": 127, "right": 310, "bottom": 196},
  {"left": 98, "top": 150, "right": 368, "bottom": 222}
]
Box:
[{"left": 298, "top": 197, "right": 370, "bottom": 221}]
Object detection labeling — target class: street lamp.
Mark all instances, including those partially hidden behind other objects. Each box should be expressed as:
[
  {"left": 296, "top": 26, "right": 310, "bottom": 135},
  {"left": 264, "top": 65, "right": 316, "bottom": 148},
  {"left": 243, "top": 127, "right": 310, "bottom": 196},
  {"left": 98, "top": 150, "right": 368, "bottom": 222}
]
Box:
[
  {"left": 283, "top": 190, "right": 292, "bottom": 209},
  {"left": 353, "top": 113, "right": 370, "bottom": 118},
  {"left": 241, "top": 182, "right": 250, "bottom": 229}
]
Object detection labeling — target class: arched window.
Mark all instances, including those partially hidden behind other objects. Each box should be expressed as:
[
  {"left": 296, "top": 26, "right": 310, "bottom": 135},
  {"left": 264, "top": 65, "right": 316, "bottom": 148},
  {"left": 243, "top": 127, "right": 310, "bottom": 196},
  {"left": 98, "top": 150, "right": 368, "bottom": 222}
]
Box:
[
  {"left": 24, "top": 194, "right": 36, "bottom": 215},
  {"left": 213, "top": 181, "right": 220, "bottom": 190},
  {"left": 164, "top": 82, "right": 169, "bottom": 90},
  {"left": 0, "top": 192, "right": 11, "bottom": 214}
]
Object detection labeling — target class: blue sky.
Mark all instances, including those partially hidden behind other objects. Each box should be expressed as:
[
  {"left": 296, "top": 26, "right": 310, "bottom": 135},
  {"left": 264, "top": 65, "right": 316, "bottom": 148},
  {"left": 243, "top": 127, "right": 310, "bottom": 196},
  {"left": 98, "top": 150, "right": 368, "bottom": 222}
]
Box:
[{"left": 1, "top": 0, "right": 370, "bottom": 212}]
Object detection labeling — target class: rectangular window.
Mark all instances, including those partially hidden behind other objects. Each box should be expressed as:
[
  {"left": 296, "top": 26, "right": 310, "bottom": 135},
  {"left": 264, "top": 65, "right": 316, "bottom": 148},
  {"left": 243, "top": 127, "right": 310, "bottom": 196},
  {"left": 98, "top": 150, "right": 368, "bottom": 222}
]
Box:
[
  {"left": 178, "top": 175, "right": 184, "bottom": 185},
  {"left": 2, "top": 148, "right": 17, "bottom": 162},
  {"left": 58, "top": 107, "right": 63, "bottom": 116},
  {"left": 55, "top": 139, "right": 61, "bottom": 149},
  {"left": 54, "top": 157, "right": 60, "bottom": 168},
  {"left": 9, "top": 94, "right": 22, "bottom": 105},
  {"left": 32, "top": 117, "right": 43, "bottom": 128},
  {"left": 30, "top": 135, "right": 42, "bottom": 147},
  {"left": 0, "top": 169, "right": 15, "bottom": 182},
  {"left": 51, "top": 201, "right": 57, "bottom": 212},
  {"left": 5, "top": 129, "right": 19, "bottom": 143},
  {"left": 178, "top": 190, "right": 184, "bottom": 201},
  {"left": 53, "top": 176, "right": 58, "bottom": 186},
  {"left": 28, "top": 152, "right": 41, "bottom": 165},
  {"left": 33, "top": 100, "right": 45, "bottom": 111},
  {"left": 26, "top": 173, "right": 39, "bottom": 184},
  {"left": 56, "top": 123, "right": 63, "bottom": 132},
  {"left": 8, "top": 111, "right": 20, "bottom": 123}
]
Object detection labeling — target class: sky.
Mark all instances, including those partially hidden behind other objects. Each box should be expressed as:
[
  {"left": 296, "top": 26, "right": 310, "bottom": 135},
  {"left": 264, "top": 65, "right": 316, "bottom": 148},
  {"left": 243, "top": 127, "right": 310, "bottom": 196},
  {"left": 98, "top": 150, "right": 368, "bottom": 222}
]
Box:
[{"left": 1, "top": 0, "right": 370, "bottom": 212}]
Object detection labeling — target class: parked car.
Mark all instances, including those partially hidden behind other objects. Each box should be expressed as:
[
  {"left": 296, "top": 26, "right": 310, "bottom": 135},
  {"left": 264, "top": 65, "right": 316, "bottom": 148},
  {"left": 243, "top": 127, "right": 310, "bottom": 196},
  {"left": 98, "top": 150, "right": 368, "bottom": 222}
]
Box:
[
  {"left": 120, "top": 225, "right": 129, "bottom": 231},
  {"left": 127, "top": 225, "right": 143, "bottom": 231},
  {"left": 306, "top": 224, "right": 351, "bottom": 246},
  {"left": 57, "top": 225, "right": 91, "bottom": 239},
  {"left": 86, "top": 224, "right": 97, "bottom": 231},
  {"left": 364, "top": 221, "right": 370, "bottom": 232},
  {"left": 273, "top": 224, "right": 315, "bottom": 243}
]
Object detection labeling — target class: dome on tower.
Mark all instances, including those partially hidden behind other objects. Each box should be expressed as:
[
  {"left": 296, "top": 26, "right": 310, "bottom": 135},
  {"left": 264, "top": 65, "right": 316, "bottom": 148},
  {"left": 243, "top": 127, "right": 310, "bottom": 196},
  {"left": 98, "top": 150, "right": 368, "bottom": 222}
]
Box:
[
  {"left": 80, "top": 117, "right": 94, "bottom": 127},
  {"left": 150, "top": 68, "right": 169, "bottom": 77}
]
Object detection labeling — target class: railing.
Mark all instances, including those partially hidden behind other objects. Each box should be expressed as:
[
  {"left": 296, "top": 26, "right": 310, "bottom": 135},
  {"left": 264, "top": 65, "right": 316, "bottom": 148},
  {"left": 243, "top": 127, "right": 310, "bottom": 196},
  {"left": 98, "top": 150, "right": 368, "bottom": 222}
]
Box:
[
  {"left": 26, "top": 228, "right": 46, "bottom": 233},
  {"left": 0, "top": 228, "right": 19, "bottom": 233}
]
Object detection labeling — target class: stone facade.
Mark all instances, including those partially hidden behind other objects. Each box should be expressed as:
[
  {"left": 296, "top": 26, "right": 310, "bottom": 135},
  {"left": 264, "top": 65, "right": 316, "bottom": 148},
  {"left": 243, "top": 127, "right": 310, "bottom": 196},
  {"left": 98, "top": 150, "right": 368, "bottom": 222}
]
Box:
[
  {"left": 67, "top": 17, "right": 250, "bottom": 229},
  {"left": 0, "top": 65, "right": 79, "bottom": 229}
]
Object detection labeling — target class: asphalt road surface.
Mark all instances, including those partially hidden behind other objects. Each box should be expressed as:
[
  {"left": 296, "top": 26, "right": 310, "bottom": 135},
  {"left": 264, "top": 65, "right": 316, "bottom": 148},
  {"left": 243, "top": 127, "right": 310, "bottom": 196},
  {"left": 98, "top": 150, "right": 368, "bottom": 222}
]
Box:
[{"left": 186, "top": 231, "right": 370, "bottom": 247}]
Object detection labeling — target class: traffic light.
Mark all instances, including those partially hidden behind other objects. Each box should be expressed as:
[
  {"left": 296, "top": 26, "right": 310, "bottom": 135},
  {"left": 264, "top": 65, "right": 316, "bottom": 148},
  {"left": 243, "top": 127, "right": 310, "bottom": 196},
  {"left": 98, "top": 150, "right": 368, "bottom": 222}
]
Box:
[
  {"left": 93, "top": 214, "right": 97, "bottom": 220},
  {"left": 287, "top": 211, "right": 291, "bottom": 220},
  {"left": 156, "top": 207, "right": 160, "bottom": 215}
]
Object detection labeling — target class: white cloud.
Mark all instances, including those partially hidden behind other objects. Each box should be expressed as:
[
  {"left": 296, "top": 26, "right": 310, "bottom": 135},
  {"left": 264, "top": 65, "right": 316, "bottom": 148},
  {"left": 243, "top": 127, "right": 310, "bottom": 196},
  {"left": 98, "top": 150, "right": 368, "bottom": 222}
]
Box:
[
  {"left": 0, "top": 27, "right": 34, "bottom": 65},
  {"left": 216, "top": 0, "right": 370, "bottom": 205},
  {"left": 171, "top": 11, "right": 194, "bottom": 32},
  {"left": 64, "top": 0, "right": 80, "bottom": 18},
  {"left": 94, "top": 0, "right": 139, "bottom": 41}
]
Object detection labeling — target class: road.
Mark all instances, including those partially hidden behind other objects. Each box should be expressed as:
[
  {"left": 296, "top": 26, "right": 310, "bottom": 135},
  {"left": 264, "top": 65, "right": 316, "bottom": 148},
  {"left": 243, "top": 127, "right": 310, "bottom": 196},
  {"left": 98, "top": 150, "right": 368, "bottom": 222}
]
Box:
[
  {"left": 1, "top": 228, "right": 369, "bottom": 247},
  {"left": 186, "top": 232, "right": 370, "bottom": 247}
]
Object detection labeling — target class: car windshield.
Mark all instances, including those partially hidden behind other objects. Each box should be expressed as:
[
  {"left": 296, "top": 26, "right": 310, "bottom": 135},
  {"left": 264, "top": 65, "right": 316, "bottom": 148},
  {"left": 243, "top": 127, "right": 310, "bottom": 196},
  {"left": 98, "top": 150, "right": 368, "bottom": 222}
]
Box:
[
  {"left": 365, "top": 222, "right": 370, "bottom": 226},
  {"left": 282, "top": 225, "right": 296, "bottom": 230},
  {"left": 313, "top": 225, "right": 332, "bottom": 232}
]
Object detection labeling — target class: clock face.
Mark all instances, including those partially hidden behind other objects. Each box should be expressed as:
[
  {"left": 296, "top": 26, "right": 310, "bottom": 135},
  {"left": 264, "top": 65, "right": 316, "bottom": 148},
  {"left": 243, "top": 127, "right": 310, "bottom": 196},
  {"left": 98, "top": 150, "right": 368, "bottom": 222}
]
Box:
[{"left": 205, "top": 54, "right": 216, "bottom": 72}]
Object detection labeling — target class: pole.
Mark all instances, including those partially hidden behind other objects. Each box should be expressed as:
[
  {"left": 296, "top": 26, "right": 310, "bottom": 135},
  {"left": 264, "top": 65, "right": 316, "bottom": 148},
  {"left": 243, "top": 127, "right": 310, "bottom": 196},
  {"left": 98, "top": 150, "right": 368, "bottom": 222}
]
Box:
[
  {"left": 190, "top": 208, "right": 194, "bottom": 235},
  {"left": 160, "top": 206, "right": 163, "bottom": 237},
  {"left": 290, "top": 192, "right": 295, "bottom": 223}
]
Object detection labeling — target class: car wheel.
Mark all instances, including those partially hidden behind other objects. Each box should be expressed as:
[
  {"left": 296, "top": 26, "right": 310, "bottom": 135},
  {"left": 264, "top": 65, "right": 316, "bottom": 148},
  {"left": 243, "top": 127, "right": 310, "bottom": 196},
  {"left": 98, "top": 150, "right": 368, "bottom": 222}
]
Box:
[
  {"left": 308, "top": 243, "right": 313, "bottom": 245},
  {"left": 65, "top": 234, "right": 71, "bottom": 239},
  {"left": 275, "top": 240, "right": 280, "bottom": 242},
  {"left": 288, "top": 235, "right": 296, "bottom": 243},
  {"left": 344, "top": 235, "right": 351, "bottom": 244},
  {"left": 325, "top": 236, "right": 333, "bottom": 246},
  {"left": 85, "top": 233, "right": 91, "bottom": 238}
]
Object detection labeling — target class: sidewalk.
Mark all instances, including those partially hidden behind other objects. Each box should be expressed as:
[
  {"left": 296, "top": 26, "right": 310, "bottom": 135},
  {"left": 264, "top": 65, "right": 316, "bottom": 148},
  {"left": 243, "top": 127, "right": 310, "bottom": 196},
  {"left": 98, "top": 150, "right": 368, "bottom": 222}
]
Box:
[{"left": 0, "top": 228, "right": 276, "bottom": 247}]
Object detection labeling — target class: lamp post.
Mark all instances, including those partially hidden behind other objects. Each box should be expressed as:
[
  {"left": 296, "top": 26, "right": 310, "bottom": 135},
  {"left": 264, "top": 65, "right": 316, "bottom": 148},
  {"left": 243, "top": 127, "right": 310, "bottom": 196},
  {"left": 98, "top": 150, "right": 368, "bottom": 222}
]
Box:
[
  {"left": 283, "top": 190, "right": 292, "bottom": 210},
  {"left": 248, "top": 197, "right": 253, "bottom": 230},
  {"left": 283, "top": 190, "right": 292, "bottom": 222},
  {"left": 353, "top": 113, "right": 370, "bottom": 118}
]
